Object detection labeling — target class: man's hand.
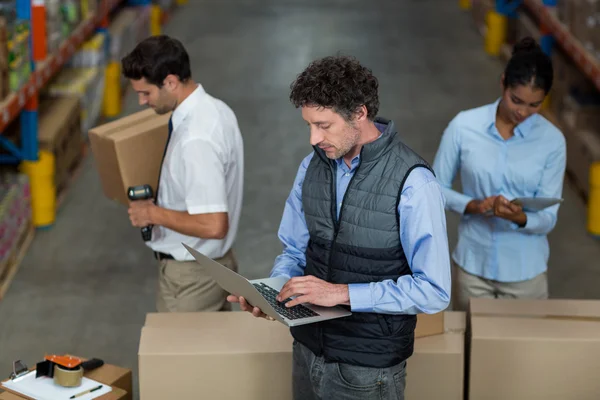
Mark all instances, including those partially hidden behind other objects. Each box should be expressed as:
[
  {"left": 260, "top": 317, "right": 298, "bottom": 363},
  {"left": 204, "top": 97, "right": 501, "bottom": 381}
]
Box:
[
  {"left": 227, "top": 295, "right": 275, "bottom": 321},
  {"left": 276, "top": 275, "right": 349, "bottom": 308},
  {"left": 465, "top": 196, "right": 498, "bottom": 215},
  {"left": 128, "top": 200, "right": 156, "bottom": 227},
  {"left": 493, "top": 195, "right": 527, "bottom": 226}
]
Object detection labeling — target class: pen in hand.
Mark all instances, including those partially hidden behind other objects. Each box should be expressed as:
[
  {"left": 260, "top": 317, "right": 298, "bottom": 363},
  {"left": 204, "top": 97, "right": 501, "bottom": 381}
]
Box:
[{"left": 69, "top": 384, "right": 103, "bottom": 399}]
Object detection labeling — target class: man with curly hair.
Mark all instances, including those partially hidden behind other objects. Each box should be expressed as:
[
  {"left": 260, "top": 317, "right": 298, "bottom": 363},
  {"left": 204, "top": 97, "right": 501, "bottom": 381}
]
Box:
[{"left": 229, "top": 55, "right": 451, "bottom": 399}]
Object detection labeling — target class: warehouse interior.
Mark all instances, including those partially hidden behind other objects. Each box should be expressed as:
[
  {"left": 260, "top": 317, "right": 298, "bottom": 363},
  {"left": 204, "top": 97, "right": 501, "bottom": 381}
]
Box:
[{"left": 1, "top": 0, "right": 600, "bottom": 399}]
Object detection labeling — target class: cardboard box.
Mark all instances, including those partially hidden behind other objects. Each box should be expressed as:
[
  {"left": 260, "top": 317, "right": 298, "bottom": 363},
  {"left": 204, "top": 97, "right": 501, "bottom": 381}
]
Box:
[
  {"left": 139, "top": 311, "right": 445, "bottom": 400},
  {"left": 38, "top": 95, "right": 83, "bottom": 193},
  {"left": 406, "top": 311, "right": 465, "bottom": 400},
  {"left": 468, "top": 298, "right": 600, "bottom": 400},
  {"left": 139, "top": 312, "right": 294, "bottom": 400},
  {"left": 88, "top": 109, "right": 170, "bottom": 205},
  {"left": 0, "top": 360, "right": 132, "bottom": 400}
]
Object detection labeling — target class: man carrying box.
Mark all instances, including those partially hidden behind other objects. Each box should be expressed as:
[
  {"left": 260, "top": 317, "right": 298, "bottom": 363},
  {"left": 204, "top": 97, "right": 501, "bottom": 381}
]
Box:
[
  {"left": 122, "top": 35, "right": 244, "bottom": 313},
  {"left": 228, "top": 55, "right": 451, "bottom": 400}
]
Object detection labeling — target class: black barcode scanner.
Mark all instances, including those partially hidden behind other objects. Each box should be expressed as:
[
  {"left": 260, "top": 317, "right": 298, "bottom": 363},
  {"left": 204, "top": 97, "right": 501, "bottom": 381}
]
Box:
[{"left": 127, "top": 184, "right": 154, "bottom": 241}]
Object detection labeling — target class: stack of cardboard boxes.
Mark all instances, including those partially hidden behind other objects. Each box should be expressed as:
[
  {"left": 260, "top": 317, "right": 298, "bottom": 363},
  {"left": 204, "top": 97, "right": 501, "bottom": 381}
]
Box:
[
  {"left": 135, "top": 298, "right": 600, "bottom": 399},
  {"left": 137, "top": 311, "right": 466, "bottom": 400}
]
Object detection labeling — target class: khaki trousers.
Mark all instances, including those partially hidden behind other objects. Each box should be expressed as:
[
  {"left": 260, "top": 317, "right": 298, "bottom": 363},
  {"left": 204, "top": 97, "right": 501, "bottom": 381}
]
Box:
[
  {"left": 156, "top": 249, "right": 238, "bottom": 313},
  {"left": 452, "top": 261, "right": 548, "bottom": 312}
]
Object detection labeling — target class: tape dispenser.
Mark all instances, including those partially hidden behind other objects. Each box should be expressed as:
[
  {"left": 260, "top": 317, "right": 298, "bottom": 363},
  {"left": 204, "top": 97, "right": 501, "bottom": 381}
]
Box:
[{"left": 35, "top": 355, "right": 104, "bottom": 387}]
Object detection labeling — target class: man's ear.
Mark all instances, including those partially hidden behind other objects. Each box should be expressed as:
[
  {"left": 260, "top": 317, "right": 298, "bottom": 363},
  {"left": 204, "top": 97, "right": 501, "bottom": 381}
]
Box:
[
  {"left": 354, "top": 105, "right": 368, "bottom": 122},
  {"left": 163, "top": 74, "right": 179, "bottom": 91}
]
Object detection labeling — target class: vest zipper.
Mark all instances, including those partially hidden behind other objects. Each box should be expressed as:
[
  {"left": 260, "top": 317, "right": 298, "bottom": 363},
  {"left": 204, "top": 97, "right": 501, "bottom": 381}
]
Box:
[
  {"left": 327, "top": 154, "right": 363, "bottom": 281},
  {"left": 321, "top": 152, "right": 363, "bottom": 357}
]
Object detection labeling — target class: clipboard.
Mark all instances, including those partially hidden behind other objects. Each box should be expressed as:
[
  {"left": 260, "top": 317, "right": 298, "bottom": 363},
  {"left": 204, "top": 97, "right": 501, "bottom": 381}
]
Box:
[
  {"left": 483, "top": 197, "right": 563, "bottom": 216},
  {"left": 1, "top": 360, "right": 113, "bottom": 400}
]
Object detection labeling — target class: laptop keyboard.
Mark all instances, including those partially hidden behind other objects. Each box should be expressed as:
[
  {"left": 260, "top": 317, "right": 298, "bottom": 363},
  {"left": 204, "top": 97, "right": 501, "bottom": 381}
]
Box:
[{"left": 252, "top": 283, "right": 320, "bottom": 320}]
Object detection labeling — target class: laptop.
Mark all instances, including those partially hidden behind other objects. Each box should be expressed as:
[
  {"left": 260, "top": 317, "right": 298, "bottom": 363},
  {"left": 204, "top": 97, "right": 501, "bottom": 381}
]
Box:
[{"left": 183, "top": 244, "right": 352, "bottom": 327}]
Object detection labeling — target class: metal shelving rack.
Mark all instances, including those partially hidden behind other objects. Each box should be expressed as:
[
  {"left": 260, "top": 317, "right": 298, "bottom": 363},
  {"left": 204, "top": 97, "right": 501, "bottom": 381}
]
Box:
[{"left": 0, "top": 0, "right": 125, "bottom": 164}]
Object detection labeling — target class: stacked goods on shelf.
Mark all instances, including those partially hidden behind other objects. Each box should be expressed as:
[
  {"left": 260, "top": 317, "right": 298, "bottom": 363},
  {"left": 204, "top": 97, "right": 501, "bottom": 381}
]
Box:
[
  {"left": 67, "top": 32, "right": 106, "bottom": 68},
  {"left": 551, "top": 48, "right": 600, "bottom": 197},
  {"left": 549, "top": 0, "right": 600, "bottom": 198},
  {"left": 46, "top": 66, "right": 105, "bottom": 137},
  {"left": 0, "top": 1, "right": 31, "bottom": 93},
  {"left": 558, "top": 0, "right": 600, "bottom": 60},
  {"left": 0, "top": 173, "right": 31, "bottom": 280},
  {"left": 37, "top": 96, "right": 83, "bottom": 195},
  {"left": 0, "top": 16, "right": 8, "bottom": 102},
  {"left": 46, "top": 0, "right": 83, "bottom": 54},
  {"left": 7, "top": 19, "right": 30, "bottom": 92},
  {"left": 80, "top": 0, "right": 98, "bottom": 19}
]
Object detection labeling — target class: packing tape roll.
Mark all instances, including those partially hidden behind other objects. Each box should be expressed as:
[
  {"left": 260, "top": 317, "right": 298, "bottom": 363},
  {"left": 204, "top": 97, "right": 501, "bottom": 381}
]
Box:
[{"left": 53, "top": 364, "right": 83, "bottom": 387}]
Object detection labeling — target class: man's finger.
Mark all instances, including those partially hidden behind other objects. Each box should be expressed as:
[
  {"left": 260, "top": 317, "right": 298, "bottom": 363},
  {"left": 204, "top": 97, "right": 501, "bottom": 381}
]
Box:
[
  {"left": 285, "top": 295, "right": 309, "bottom": 308},
  {"left": 239, "top": 297, "right": 252, "bottom": 312},
  {"left": 227, "top": 295, "right": 240, "bottom": 303},
  {"left": 278, "top": 284, "right": 308, "bottom": 302},
  {"left": 252, "top": 307, "right": 263, "bottom": 318}
]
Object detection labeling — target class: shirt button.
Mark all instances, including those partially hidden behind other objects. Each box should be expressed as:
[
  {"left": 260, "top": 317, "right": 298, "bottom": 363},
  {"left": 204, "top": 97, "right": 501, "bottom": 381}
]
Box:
[
  {"left": 339, "top": 202, "right": 342, "bottom": 207},
  {"left": 345, "top": 173, "right": 350, "bottom": 177}
]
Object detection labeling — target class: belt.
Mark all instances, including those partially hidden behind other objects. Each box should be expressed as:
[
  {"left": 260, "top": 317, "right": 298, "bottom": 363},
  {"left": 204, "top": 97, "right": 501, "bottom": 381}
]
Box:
[{"left": 154, "top": 252, "right": 174, "bottom": 260}]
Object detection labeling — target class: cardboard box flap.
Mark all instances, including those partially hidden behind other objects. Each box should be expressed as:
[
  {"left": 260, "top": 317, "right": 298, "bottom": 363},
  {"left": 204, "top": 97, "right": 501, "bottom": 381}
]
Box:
[
  {"left": 470, "top": 298, "right": 600, "bottom": 320},
  {"left": 413, "top": 311, "right": 465, "bottom": 354},
  {"left": 146, "top": 310, "right": 445, "bottom": 338},
  {"left": 413, "top": 332, "right": 464, "bottom": 354},
  {"left": 139, "top": 312, "right": 293, "bottom": 355},
  {"left": 442, "top": 311, "right": 465, "bottom": 333},
  {"left": 88, "top": 109, "right": 170, "bottom": 140},
  {"left": 472, "top": 315, "right": 600, "bottom": 340}
]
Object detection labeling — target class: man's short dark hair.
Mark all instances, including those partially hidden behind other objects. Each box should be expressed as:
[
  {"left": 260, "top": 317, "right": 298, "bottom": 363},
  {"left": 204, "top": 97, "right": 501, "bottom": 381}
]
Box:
[
  {"left": 289, "top": 55, "right": 379, "bottom": 121},
  {"left": 121, "top": 35, "right": 191, "bottom": 87}
]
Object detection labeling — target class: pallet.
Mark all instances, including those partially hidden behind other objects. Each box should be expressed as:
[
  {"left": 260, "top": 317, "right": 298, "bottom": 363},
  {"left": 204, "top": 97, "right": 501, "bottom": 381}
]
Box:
[{"left": 0, "top": 222, "right": 34, "bottom": 301}]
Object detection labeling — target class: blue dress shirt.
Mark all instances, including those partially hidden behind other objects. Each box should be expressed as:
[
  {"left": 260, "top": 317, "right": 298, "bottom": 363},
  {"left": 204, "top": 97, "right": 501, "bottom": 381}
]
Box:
[
  {"left": 270, "top": 131, "right": 451, "bottom": 315},
  {"left": 432, "top": 99, "right": 566, "bottom": 282}
]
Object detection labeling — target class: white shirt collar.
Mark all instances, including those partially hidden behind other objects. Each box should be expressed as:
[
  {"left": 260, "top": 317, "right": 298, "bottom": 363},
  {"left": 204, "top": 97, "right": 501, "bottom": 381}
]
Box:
[{"left": 171, "top": 83, "right": 206, "bottom": 129}]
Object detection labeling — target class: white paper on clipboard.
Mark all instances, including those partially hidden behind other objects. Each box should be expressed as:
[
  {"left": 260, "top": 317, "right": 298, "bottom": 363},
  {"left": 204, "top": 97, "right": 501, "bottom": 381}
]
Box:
[{"left": 1, "top": 371, "right": 112, "bottom": 400}]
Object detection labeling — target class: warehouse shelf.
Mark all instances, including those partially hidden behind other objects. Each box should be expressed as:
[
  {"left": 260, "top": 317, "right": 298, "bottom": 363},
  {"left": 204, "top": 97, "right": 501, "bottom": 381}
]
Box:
[
  {"left": 0, "top": 0, "right": 124, "bottom": 163},
  {"left": 521, "top": 0, "right": 600, "bottom": 91}
]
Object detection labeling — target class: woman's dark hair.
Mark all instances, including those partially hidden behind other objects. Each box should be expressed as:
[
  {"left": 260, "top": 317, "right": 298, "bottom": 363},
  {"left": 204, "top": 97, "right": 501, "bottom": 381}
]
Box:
[
  {"left": 289, "top": 55, "right": 379, "bottom": 122},
  {"left": 121, "top": 35, "right": 191, "bottom": 87},
  {"left": 503, "top": 37, "right": 553, "bottom": 94}
]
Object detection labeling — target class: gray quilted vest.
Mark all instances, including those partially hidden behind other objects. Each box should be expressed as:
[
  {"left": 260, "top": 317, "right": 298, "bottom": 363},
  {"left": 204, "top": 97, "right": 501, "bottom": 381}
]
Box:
[{"left": 291, "top": 117, "right": 433, "bottom": 368}]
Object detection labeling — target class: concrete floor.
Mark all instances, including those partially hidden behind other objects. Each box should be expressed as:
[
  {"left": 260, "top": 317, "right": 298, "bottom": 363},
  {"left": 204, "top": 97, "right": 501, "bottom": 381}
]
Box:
[{"left": 1, "top": 0, "right": 600, "bottom": 398}]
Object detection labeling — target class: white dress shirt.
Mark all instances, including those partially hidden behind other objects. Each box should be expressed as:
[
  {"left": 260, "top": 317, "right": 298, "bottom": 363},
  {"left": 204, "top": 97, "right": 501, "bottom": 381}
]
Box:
[{"left": 147, "top": 84, "right": 244, "bottom": 261}]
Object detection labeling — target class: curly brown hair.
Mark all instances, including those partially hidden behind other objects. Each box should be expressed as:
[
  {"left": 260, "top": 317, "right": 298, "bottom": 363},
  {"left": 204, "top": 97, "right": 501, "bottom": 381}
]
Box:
[{"left": 289, "top": 55, "right": 380, "bottom": 122}]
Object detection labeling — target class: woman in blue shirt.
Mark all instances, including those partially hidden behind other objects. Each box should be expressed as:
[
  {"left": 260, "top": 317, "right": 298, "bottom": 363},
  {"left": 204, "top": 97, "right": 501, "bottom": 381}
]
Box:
[{"left": 432, "top": 37, "right": 566, "bottom": 311}]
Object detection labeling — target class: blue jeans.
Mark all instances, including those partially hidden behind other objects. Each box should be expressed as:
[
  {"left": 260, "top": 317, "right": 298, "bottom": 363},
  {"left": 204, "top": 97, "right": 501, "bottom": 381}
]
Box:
[{"left": 292, "top": 340, "right": 407, "bottom": 400}]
